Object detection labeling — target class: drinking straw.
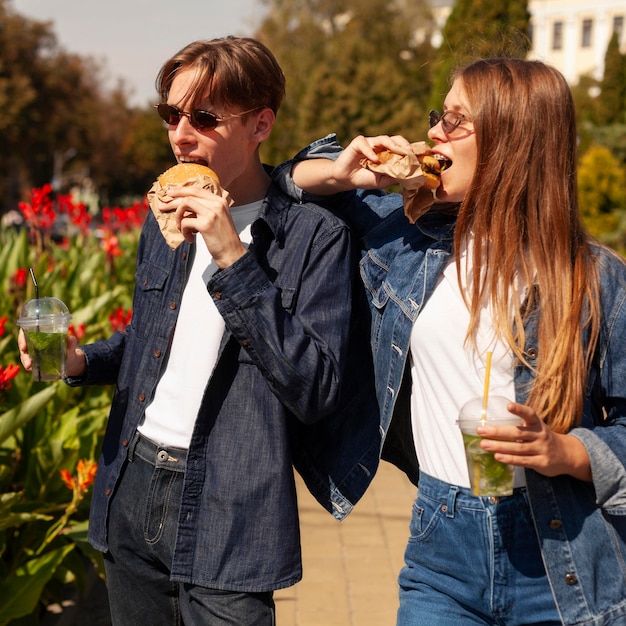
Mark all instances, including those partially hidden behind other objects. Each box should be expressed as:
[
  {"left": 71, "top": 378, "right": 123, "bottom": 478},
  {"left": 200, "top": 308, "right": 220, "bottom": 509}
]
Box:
[
  {"left": 28, "top": 268, "right": 41, "bottom": 381},
  {"left": 29, "top": 268, "right": 39, "bottom": 327},
  {"left": 481, "top": 351, "right": 493, "bottom": 422}
]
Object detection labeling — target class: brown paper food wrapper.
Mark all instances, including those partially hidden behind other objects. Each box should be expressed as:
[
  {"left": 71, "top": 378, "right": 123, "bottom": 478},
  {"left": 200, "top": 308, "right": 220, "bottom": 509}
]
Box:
[
  {"left": 360, "top": 141, "right": 437, "bottom": 224},
  {"left": 147, "top": 174, "right": 232, "bottom": 249}
]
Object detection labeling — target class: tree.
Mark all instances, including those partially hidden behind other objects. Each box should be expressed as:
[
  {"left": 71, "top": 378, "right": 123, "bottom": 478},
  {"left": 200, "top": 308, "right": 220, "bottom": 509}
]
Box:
[
  {"left": 0, "top": 0, "right": 170, "bottom": 212},
  {"left": 0, "top": 0, "right": 56, "bottom": 209},
  {"left": 579, "top": 144, "right": 626, "bottom": 254},
  {"left": 255, "top": 0, "right": 437, "bottom": 164},
  {"left": 596, "top": 31, "right": 626, "bottom": 125},
  {"left": 429, "top": 0, "right": 531, "bottom": 110}
]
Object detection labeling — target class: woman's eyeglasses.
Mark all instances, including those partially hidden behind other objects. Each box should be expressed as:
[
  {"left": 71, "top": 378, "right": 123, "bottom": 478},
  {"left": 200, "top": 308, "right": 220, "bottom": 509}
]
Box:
[
  {"left": 155, "top": 103, "right": 261, "bottom": 132},
  {"left": 429, "top": 109, "right": 470, "bottom": 135}
]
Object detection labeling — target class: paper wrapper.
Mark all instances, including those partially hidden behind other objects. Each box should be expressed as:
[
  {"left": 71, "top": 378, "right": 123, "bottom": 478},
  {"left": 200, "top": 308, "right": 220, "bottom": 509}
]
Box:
[
  {"left": 360, "top": 141, "right": 437, "bottom": 224},
  {"left": 147, "top": 174, "right": 232, "bottom": 249}
]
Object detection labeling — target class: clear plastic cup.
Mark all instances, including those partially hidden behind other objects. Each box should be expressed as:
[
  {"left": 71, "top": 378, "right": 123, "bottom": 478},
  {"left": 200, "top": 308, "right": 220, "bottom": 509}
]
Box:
[
  {"left": 17, "top": 297, "right": 72, "bottom": 381},
  {"left": 457, "top": 395, "right": 522, "bottom": 497}
]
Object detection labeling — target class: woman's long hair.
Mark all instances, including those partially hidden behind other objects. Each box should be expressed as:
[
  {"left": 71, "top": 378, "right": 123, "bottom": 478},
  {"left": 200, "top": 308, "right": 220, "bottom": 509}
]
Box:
[{"left": 454, "top": 58, "right": 600, "bottom": 433}]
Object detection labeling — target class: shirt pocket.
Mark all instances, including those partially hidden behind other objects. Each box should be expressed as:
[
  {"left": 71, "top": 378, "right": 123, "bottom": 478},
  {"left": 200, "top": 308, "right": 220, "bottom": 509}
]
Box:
[{"left": 132, "top": 262, "right": 170, "bottom": 339}]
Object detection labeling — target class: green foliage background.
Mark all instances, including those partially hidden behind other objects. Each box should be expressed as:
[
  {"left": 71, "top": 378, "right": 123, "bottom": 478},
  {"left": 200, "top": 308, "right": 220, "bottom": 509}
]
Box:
[{"left": 0, "top": 195, "right": 139, "bottom": 624}]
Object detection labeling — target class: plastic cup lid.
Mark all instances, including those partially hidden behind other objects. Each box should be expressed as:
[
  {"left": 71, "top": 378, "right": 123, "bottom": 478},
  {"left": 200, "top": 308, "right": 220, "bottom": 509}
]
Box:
[{"left": 17, "top": 297, "right": 72, "bottom": 327}]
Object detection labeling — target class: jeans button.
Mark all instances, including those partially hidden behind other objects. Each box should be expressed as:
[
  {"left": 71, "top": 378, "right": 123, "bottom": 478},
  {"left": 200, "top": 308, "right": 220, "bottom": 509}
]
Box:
[
  {"left": 488, "top": 496, "right": 500, "bottom": 505},
  {"left": 157, "top": 450, "right": 168, "bottom": 462}
]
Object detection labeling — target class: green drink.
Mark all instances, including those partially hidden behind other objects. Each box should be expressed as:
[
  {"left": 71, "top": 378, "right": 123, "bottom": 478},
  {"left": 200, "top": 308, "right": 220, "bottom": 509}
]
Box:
[
  {"left": 461, "top": 432, "right": 516, "bottom": 496},
  {"left": 17, "top": 297, "right": 71, "bottom": 382},
  {"left": 457, "top": 395, "right": 521, "bottom": 497},
  {"left": 23, "top": 330, "right": 68, "bottom": 381}
]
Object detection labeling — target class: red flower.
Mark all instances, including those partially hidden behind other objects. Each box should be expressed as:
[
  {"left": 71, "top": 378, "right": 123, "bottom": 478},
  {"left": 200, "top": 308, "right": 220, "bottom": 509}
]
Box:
[
  {"left": 101, "top": 234, "right": 122, "bottom": 257},
  {"left": 57, "top": 194, "right": 92, "bottom": 235},
  {"left": 0, "top": 316, "right": 7, "bottom": 338},
  {"left": 101, "top": 201, "right": 148, "bottom": 233},
  {"left": 68, "top": 323, "right": 86, "bottom": 340},
  {"left": 109, "top": 307, "right": 132, "bottom": 333},
  {"left": 18, "top": 184, "right": 57, "bottom": 231},
  {"left": 12, "top": 267, "right": 28, "bottom": 288},
  {"left": 60, "top": 459, "right": 98, "bottom": 492},
  {"left": 59, "top": 469, "right": 75, "bottom": 490},
  {"left": 0, "top": 364, "right": 20, "bottom": 391}
]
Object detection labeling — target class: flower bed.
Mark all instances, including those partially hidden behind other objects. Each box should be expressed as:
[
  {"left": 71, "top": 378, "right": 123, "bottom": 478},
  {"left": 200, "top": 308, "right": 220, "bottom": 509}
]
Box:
[{"left": 0, "top": 186, "right": 147, "bottom": 624}]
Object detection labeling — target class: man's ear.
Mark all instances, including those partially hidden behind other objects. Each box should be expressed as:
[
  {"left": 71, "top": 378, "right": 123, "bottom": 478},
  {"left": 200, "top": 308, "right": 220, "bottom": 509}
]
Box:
[{"left": 252, "top": 108, "right": 275, "bottom": 142}]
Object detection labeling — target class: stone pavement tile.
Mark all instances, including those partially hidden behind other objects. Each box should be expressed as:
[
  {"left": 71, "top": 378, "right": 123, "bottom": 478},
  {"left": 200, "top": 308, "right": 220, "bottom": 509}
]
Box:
[{"left": 275, "top": 461, "right": 416, "bottom": 626}]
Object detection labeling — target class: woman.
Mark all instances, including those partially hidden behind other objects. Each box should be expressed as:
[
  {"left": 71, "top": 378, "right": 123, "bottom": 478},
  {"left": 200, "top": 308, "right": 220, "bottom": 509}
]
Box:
[{"left": 273, "top": 58, "right": 626, "bottom": 625}]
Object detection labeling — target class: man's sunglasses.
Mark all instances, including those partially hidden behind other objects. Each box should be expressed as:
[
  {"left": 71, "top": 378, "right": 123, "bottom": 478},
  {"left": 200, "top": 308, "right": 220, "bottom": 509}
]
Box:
[{"left": 155, "top": 103, "right": 262, "bottom": 132}]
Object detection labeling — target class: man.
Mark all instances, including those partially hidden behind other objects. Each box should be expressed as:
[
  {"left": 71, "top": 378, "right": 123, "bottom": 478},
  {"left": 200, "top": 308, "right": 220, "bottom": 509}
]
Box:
[{"left": 19, "top": 37, "right": 380, "bottom": 625}]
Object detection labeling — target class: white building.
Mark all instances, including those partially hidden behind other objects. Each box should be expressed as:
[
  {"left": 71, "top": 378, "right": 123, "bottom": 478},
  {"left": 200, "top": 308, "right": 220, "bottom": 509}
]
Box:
[{"left": 429, "top": 0, "right": 626, "bottom": 85}]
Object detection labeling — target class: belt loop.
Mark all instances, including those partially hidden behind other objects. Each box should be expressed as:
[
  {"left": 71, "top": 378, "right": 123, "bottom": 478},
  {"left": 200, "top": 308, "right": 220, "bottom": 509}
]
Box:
[
  {"left": 127, "top": 431, "right": 141, "bottom": 462},
  {"left": 446, "top": 485, "right": 459, "bottom": 518}
]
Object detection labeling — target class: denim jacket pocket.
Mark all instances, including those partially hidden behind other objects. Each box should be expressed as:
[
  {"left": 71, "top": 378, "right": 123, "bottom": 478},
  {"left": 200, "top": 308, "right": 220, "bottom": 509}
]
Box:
[
  {"left": 360, "top": 256, "right": 390, "bottom": 346},
  {"left": 133, "top": 262, "right": 170, "bottom": 339}
]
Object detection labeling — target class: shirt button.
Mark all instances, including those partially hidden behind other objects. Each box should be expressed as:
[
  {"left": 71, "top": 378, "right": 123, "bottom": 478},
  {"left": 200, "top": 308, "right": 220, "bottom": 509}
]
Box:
[
  {"left": 182, "top": 251, "right": 187, "bottom": 260},
  {"left": 549, "top": 519, "right": 562, "bottom": 530},
  {"left": 153, "top": 349, "right": 162, "bottom": 358},
  {"left": 122, "top": 438, "right": 129, "bottom": 447},
  {"left": 565, "top": 573, "right": 578, "bottom": 585},
  {"left": 139, "top": 393, "right": 146, "bottom": 402},
  {"left": 527, "top": 347, "right": 538, "bottom": 359},
  {"left": 169, "top": 302, "right": 177, "bottom": 310},
  {"left": 105, "top": 488, "right": 112, "bottom": 496},
  {"left": 241, "top": 339, "right": 249, "bottom": 346},
  {"left": 214, "top": 291, "right": 222, "bottom": 300}
]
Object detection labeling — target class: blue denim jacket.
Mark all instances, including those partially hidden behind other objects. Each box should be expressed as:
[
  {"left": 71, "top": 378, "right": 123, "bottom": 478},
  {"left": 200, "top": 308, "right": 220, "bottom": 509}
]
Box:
[
  {"left": 67, "top": 180, "right": 381, "bottom": 592},
  {"left": 273, "top": 135, "right": 626, "bottom": 624}
]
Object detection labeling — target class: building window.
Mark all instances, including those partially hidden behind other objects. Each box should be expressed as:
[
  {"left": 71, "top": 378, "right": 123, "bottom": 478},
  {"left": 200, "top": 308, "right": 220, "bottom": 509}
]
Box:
[
  {"left": 581, "top": 19, "right": 593, "bottom": 48},
  {"left": 552, "top": 21, "right": 563, "bottom": 50}
]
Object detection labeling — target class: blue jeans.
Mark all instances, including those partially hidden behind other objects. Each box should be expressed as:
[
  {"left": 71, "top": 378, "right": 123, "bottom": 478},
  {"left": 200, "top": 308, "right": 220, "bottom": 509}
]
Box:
[
  {"left": 104, "top": 432, "right": 275, "bottom": 626},
  {"left": 397, "top": 473, "right": 561, "bottom": 626}
]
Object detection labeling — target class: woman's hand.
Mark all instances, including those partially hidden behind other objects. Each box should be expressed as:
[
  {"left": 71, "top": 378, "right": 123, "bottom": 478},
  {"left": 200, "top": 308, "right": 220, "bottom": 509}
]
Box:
[
  {"left": 158, "top": 186, "right": 246, "bottom": 268},
  {"left": 292, "top": 134, "right": 413, "bottom": 194},
  {"left": 476, "top": 401, "right": 592, "bottom": 482}
]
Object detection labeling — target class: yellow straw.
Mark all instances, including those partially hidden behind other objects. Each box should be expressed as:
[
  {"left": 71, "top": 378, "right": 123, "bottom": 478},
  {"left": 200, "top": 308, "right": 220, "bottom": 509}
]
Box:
[{"left": 481, "top": 351, "right": 493, "bottom": 422}]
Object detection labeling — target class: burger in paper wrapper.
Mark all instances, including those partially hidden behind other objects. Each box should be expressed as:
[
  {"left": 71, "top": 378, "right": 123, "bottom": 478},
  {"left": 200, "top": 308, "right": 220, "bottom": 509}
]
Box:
[
  {"left": 147, "top": 163, "right": 233, "bottom": 249},
  {"left": 360, "top": 141, "right": 444, "bottom": 223}
]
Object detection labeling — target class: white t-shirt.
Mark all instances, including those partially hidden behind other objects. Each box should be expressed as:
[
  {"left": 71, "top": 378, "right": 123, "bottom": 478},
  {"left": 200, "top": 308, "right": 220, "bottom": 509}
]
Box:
[
  {"left": 409, "top": 238, "right": 526, "bottom": 488},
  {"left": 138, "top": 201, "right": 262, "bottom": 448}
]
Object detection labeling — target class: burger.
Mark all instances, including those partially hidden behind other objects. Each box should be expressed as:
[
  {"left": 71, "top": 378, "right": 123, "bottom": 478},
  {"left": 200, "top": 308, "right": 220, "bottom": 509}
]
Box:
[
  {"left": 157, "top": 163, "right": 221, "bottom": 189},
  {"left": 148, "top": 163, "right": 231, "bottom": 249},
  {"left": 360, "top": 142, "right": 449, "bottom": 223}
]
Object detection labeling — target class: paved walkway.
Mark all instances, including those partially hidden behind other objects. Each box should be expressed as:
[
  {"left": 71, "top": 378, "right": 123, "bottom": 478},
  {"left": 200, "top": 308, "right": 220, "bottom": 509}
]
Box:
[
  {"left": 275, "top": 461, "right": 416, "bottom": 626},
  {"left": 42, "top": 461, "right": 416, "bottom": 626}
]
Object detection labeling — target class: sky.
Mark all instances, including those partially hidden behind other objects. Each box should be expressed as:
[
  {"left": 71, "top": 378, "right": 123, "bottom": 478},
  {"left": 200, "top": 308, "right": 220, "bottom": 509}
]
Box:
[{"left": 12, "top": 0, "right": 266, "bottom": 107}]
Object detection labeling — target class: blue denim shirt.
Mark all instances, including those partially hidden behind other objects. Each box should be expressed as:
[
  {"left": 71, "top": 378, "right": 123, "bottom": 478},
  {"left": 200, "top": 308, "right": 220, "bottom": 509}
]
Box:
[
  {"left": 67, "top": 180, "right": 381, "bottom": 592},
  {"left": 273, "top": 135, "right": 626, "bottom": 624}
]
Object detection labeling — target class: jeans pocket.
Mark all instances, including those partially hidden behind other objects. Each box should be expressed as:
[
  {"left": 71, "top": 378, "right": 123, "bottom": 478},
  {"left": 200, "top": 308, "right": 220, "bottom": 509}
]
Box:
[
  {"left": 408, "top": 492, "right": 444, "bottom": 543},
  {"left": 144, "top": 468, "right": 179, "bottom": 544}
]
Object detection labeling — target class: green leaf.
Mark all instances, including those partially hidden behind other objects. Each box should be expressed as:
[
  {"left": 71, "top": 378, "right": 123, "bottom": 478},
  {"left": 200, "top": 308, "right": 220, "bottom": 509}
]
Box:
[
  {"left": 0, "top": 385, "right": 58, "bottom": 445},
  {"left": 0, "top": 544, "right": 74, "bottom": 623}
]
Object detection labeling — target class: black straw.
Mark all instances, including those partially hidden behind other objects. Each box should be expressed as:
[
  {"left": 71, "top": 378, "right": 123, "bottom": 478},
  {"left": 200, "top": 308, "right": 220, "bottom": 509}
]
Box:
[
  {"left": 29, "top": 268, "right": 40, "bottom": 324},
  {"left": 28, "top": 267, "right": 41, "bottom": 381}
]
